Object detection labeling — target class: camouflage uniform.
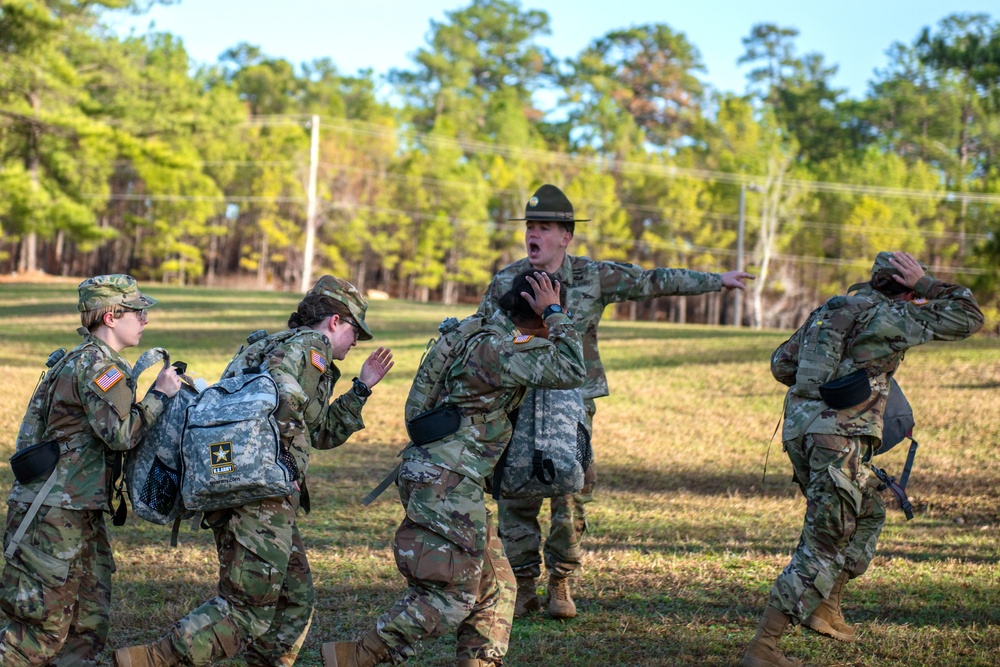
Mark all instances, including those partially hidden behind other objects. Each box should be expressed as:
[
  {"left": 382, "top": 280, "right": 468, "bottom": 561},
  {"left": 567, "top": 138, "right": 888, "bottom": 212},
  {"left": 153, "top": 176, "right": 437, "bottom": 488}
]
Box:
[
  {"left": 767, "top": 263, "right": 983, "bottom": 623},
  {"left": 162, "top": 327, "right": 369, "bottom": 666},
  {"left": 478, "top": 254, "right": 722, "bottom": 580},
  {"left": 0, "top": 276, "right": 166, "bottom": 667},
  {"left": 369, "top": 308, "right": 585, "bottom": 664}
]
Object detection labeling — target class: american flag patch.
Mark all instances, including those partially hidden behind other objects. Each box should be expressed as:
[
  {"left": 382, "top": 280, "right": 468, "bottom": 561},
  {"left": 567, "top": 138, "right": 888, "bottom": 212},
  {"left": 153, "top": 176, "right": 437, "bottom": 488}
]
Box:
[
  {"left": 95, "top": 367, "right": 124, "bottom": 392},
  {"left": 310, "top": 349, "right": 327, "bottom": 372},
  {"left": 513, "top": 334, "right": 534, "bottom": 344}
]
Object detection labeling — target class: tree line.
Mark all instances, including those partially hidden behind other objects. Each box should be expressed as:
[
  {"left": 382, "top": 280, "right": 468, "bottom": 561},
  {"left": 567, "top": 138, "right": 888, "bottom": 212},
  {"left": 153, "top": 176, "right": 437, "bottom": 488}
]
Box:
[{"left": 2, "top": 0, "right": 999, "bottom": 329}]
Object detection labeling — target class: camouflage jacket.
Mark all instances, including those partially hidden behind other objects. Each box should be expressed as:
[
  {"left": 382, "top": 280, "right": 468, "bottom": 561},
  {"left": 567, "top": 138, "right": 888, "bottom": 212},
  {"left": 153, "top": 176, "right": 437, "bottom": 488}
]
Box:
[
  {"left": 223, "top": 328, "right": 366, "bottom": 483},
  {"left": 9, "top": 335, "right": 167, "bottom": 510},
  {"left": 478, "top": 254, "right": 722, "bottom": 399},
  {"left": 772, "top": 276, "right": 984, "bottom": 442},
  {"left": 403, "top": 309, "right": 586, "bottom": 484}
]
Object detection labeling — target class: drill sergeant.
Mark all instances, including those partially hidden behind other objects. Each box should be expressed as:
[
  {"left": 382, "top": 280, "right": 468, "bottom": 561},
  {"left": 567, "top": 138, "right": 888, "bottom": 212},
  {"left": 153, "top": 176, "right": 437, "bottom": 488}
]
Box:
[{"left": 478, "top": 184, "right": 754, "bottom": 618}]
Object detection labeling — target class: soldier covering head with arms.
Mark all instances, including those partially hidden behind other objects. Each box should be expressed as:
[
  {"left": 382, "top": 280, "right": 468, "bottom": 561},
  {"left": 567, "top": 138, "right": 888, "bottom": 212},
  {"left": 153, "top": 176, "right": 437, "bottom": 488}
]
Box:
[
  {"left": 0, "top": 275, "right": 180, "bottom": 667},
  {"left": 478, "top": 183, "right": 755, "bottom": 619},
  {"left": 742, "top": 251, "right": 983, "bottom": 667},
  {"left": 115, "top": 275, "right": 393, "bottom": 667},
  {"left": 320, "top": 269, "right": 586, "bottom": 667}
]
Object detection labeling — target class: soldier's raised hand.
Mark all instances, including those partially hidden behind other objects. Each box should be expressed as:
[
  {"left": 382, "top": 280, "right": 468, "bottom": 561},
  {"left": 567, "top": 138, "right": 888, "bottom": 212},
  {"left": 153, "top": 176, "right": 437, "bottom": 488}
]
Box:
[
  {"left": 359, "top": 346, "right": 394, "bottom": 388},
  {"left": 521, "top": 271, "right": 561, "bottom": 316},
  {"left": 889, "top": 252, "right": 925, "bottom": 289}
]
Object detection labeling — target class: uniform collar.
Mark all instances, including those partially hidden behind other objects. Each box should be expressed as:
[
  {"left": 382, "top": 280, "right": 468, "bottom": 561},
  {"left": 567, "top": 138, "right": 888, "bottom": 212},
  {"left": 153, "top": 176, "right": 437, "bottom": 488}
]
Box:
[
  {"left": 88, "top": 333, "right": 130, "bottom": 370},
  {"left": 488, "top": 310, "right": 518, "bottom": 335}
]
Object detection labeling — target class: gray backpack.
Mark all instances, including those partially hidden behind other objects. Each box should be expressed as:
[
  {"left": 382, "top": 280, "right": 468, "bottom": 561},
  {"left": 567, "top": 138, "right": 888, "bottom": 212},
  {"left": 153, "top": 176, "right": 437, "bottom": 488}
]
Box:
[
  {"left": 179, "top": 371, "right": 294, "bottom": 511},
  {"left": 494, "top": 387, "right": 592, "bottom": 499},
  {"left": 125, "top": 348, "right": 200, "bottom": 525}
]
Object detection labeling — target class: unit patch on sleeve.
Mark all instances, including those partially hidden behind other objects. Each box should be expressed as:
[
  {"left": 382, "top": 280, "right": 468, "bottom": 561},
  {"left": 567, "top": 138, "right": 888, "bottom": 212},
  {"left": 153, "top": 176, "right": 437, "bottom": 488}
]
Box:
[
  {"left": 310, "top": 349, "right": 327, "bottom": 372},
  {"left": 513, "top": 334, "right": 534, "bottom": 344}
]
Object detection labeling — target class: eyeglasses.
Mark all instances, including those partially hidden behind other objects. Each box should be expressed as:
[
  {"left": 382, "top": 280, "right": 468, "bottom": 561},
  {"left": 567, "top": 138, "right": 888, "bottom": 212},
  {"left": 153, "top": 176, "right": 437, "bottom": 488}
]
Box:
[
  {"left": 343, "top": 318, "right": 361, "bottom": 340},
  {"left": 114, "top": 308, "right": 148, "bottom": 324}
]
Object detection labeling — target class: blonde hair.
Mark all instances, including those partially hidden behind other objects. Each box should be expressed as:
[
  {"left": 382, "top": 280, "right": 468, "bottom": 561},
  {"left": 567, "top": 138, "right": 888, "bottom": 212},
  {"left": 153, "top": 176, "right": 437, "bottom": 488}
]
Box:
[{"left": 81, "top": 306, "right": 126, "bottom": 331}]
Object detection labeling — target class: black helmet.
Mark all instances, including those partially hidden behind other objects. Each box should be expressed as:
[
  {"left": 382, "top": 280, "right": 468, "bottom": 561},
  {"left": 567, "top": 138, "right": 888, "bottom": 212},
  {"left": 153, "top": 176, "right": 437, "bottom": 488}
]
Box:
[{"left": 509, "top": 184, "right": 589, "bottom": 233}]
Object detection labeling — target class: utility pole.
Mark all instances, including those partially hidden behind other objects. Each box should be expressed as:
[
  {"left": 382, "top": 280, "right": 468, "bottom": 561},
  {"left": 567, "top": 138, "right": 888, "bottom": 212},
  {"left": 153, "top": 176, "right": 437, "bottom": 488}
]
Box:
[
  {"left": 734, "top": 182, "right": 746, "bottom": 327},
  {"left": 300, "top": 115, "right": 320, "bottom": 292}
]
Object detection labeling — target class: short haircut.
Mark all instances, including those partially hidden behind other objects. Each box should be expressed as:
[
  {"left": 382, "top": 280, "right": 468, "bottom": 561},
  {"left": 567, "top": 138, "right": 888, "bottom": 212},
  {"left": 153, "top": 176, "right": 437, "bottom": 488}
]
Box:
[
  {"left": 497, "top": 270, "right": 567, "bottom": 323},
  {"left": 81, "top": 306, "right": 125, "bottom": 331}
]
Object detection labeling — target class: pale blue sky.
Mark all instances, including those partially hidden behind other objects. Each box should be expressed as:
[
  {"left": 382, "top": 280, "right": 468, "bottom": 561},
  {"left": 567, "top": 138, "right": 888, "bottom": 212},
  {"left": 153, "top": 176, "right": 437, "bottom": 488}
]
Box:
[{"left": 109, "top": 1, "right": 998, "bottom": 99}]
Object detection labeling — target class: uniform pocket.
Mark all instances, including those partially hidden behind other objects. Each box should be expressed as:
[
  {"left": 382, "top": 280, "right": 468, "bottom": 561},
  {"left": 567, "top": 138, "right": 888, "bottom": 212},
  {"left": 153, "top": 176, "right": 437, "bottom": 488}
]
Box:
[
  {"left": 402, "top": 466, "right": 485, "bottom": 556},
  {"left": 827, "top": 465, "right": 863, "bottom": 516},
  {"left": 0, "top": 506, "right": 77, "bottom": 622},
  {"left": 394, "top": 521, "right": 456, "bottom": 587}
]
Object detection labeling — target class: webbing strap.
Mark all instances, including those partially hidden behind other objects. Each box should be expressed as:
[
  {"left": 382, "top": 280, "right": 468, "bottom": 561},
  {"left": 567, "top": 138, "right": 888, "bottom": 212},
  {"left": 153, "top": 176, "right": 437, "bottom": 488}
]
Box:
[
  {"left": 362, "top": 463, "right": 400, "bottom": 507},
  {"left": 4, "top": 468, "right": 60, "bottom": 560},
  {"left": 899, "top": 438, "right": 918, "bottom": 489}
]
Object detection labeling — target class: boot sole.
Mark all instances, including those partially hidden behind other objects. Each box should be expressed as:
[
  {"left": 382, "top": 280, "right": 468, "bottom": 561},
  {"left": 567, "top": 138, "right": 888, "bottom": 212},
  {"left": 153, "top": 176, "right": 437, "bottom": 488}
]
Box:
[
  {"left": 742, "top": 654, "right": 803, "bottom": 667},
  {"left": 804, "top": 615, "right": 856, "bottom": 643},
  {"left": 112, "top": 650, "right": 130, "bottom": 667}
]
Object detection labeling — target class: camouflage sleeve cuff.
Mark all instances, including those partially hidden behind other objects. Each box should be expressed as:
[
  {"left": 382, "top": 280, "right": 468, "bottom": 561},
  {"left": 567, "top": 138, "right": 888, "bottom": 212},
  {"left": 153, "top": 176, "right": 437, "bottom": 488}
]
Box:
[
  {"left": 138, "top": 391, "right": 167, "bottom": 425},
  {"left": 913, "top": 275, "right": 936, "bottom": 297},
  {"left": 342, "top": 386, "right": 368, "bottom": 415}
]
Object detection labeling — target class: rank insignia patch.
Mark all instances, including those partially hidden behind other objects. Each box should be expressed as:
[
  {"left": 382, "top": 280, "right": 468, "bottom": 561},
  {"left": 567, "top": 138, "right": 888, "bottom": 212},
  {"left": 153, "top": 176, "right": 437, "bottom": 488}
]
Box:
[
  {"left": 95, "top": 367, "right": 124, "bottom": 392},
  {"left": 210, "top": 442, "right": 235, "bottom": 475},
  {"left": 310, "top": 349, "right": 327, "bottom": 372},
  {"left": 513, "top": 334, "right": 534, "bottom": 344}
]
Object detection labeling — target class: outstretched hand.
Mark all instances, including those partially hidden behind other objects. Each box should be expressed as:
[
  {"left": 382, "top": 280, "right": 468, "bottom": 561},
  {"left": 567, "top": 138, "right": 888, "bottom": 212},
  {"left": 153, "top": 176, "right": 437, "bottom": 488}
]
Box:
[
  {"left": 359, "top": 346, "right": 394, "bottom": 388},
  {"left": 721, "top": 270, "right": 756, "bottom": 291},
  {"left": 888, "top": 251, "right": 925, "bottom": 290},
  {"left": 521, "top": 271, "right": 561, "bottom": 317}
]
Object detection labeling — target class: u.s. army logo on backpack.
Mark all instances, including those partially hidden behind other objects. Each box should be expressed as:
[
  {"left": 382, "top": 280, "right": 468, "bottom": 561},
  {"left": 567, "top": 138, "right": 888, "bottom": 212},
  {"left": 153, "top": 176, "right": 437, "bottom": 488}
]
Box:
[{"left": 210, "top": 442, "right": 234, "bottom": 475}]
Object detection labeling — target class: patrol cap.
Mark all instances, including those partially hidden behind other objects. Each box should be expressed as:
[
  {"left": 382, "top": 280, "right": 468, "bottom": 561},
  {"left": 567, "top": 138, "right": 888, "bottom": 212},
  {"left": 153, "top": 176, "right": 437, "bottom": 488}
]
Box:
[
  {"left": 870, "top": 251, "right": 930, "bottom": 278},
  {"left": 509, "top": 184, "right": 590, "bottom": 232},
  {"left": 307, "top": 275, "right": 373, "bottom": 341},
  {"left": 77, "top": 274, "right": 157, "bottom": 312}
]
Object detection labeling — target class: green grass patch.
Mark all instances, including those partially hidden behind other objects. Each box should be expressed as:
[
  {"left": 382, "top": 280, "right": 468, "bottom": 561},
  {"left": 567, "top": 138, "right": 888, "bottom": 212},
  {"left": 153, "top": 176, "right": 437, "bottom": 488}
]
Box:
[{"left": 1, "top": 282, "right": 998, "bottom": 666}]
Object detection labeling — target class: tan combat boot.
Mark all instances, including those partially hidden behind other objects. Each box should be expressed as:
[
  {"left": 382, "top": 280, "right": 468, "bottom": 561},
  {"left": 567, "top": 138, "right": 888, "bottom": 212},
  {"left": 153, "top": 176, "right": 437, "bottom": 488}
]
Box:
[
  {"left": 513, "top": 576, "right": 541, "bottom": 617},
  {"left": 547, "top": 575, "right": 577, "bottom": 619},
  {"left": 742, "top": 606, "right": 802, "bottom": 667},
  {"left": 804, "top": 571, "right": 856, "bottom": 642},
  {"left": 320, "top": 629, "right": 390, "bottom": 667},
  {"left": 457, "top": 660, "right": 492, "bottom": 667},
  {"left": 113, "top": 637, "right": 179, "bottom": 667}
]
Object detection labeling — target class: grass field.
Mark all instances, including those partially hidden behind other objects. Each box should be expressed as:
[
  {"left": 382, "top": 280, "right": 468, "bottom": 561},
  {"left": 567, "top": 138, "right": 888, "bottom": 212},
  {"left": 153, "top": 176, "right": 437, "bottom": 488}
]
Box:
[{"left": 0, "top": 281, "right": 998, "bottom": 667}]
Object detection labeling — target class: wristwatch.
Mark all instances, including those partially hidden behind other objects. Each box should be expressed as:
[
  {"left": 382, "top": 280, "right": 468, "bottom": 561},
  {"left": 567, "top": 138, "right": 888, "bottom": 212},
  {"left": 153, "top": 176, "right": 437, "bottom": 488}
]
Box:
[
  {"left": 541, "top": 304, "right": 564, "bottom": 319},
  {"left": 352, "top": 377, "right": 372, "bottom": 398}
]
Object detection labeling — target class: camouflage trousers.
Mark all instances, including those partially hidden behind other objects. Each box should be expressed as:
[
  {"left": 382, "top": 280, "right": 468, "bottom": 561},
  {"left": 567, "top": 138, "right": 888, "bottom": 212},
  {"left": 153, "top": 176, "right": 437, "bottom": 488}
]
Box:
[
  {"left": 499, "top": 398, "right": 596, "bottom": 579},
  {"left": 0, "top": 504, "right": 114, "bottom": 667},
  {"left": 768, "top": 434, "right": 886, "bottom": 622},
  {"left": 375, "top": 461, "right": 516, "bottom": 664},
  {"left": 165, "top": 496, "right": 314, "bottom": 666}
]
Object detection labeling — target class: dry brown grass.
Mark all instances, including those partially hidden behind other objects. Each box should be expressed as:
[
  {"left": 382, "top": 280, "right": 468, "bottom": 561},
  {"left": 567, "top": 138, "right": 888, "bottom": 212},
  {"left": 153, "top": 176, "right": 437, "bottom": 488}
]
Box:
[{"left": 0, "top": 282, "right": 998, "bottom": 666}]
